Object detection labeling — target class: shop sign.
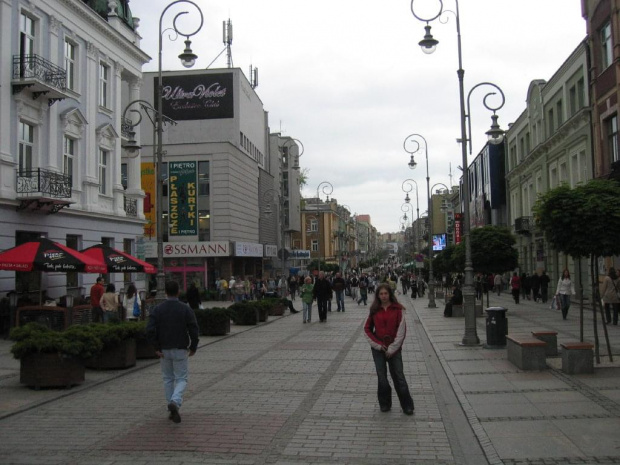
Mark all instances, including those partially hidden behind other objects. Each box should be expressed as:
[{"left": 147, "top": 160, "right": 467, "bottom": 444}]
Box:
[
  {"left": 454, "top": 213, "right": 462, "bottom": 245},
  {"left": 264, "top": 245, "right": 277, "bottom": 257},
  {"left": 289, "top": 250, "right": 311, "bottom": 259},
  {"left": 234, "top": 242, "right": 263, "bottom": 257},
  {"left": 168, "top": 161, "right": 197, "bottom": 236},
  {"left": 143, "top": 241, "right": 229, "bottom": 258}
]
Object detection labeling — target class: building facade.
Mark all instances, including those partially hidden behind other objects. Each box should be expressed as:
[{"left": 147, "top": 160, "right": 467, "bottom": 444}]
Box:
[{"left": 0, "top": 0, "right": 149, "bottom": 300}]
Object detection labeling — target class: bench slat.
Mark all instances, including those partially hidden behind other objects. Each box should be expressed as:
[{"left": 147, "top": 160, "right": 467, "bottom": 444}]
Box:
[
  {"left": 561, "top": 342, "right": 594, "bottom": 350},
  {"left": 507, "top": 335, "right": 547, "bottom": 347}
]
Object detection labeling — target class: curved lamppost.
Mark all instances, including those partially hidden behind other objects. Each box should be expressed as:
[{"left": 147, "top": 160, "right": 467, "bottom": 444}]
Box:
[
  {"left": 154, "top": 0, "right": 204, "bottom": 300},
  {"left": 282, "top": 138, "right": 305, "bottom": 170},
  {"left": 411, "top": 0, "right": 506, "bottom": 345},
  {"left": 402, "top": 179, "right": 420, "bottom": 253},
  {"left": 403, "top": 133, "right": 438, "bottom": 308},
  {"left": 262, "top": 188, "right": 286, "bottom": 280},
  {"left": 315, "top": 181, "right": 333, "bottom": 273},
  {"left": 338, "top": 204, "right": 352, "bottom": 273}
]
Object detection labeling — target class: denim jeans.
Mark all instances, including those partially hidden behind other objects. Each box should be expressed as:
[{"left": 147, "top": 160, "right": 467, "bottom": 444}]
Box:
[
  {"left": 302, "top": 301, "right": 312, "bottom": 322},
  {"left": 371, "top": 349, "right": 414, "bottom": 411},
  {"left": 357, "top": 288, "right": 368, "bottom": 305},
  {"left": 559, "top": 294, "right": 571, "bottom": 319},
  {"left": 160, "top": 349, "right": 189, "bottom": 408},
  {"left": 335, "top": 290, "right": 345, "bottom": 311},
  {"left": 103, "top": 310, "right": 116, "bottom": 323}
]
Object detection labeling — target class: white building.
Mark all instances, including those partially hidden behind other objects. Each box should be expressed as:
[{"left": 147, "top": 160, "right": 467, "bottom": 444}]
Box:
[{"left": 0, "top": 0, "right": 150, "bottom": 300}]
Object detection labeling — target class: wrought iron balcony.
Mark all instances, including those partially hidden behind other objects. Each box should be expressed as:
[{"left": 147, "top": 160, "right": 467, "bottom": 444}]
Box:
[
  {"left": 12, "top": 54, "right": 68, "bottom": 106},
  {"left": 16, "top": 168, "right": 73, "bottom": 214},
  {"left": 124, "top": 196, "right": 138, "bottom": 217},
  {"left": 514, "top": 216, "right": 532, "bottom": 234}
]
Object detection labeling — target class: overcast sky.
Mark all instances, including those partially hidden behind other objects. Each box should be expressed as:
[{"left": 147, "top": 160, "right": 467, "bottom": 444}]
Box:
[{"left": 132, "top": 0, "right": 586, "bottom": 235}]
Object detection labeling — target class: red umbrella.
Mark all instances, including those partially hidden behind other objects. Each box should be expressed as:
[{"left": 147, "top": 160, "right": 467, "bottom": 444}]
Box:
[
  {"left": 80, "top": 244, "right": 157, "bottom": 274},
  {"left": 0, "top": 238, "right": 106, "bottom": 273}
]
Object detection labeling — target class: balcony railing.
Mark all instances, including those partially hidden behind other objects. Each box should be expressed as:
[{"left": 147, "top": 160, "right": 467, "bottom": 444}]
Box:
[
  {"left": 12, "top": 54, "right": 67, "bottom": 95},
  {"left": 514, "top": 216, "right": 532, "bottom": 234},
  {"left": 124, "top": 196, "right": 138, "bottom": 217},
  {"left": 16, "top": 168, "right": 72, "bottom": 199}
]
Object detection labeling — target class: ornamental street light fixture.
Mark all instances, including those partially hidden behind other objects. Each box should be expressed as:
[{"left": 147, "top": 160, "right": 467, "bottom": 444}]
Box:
[
  {"left": 402, "top": 179, "right": 420, "bottom": 253},
  {"left": 403, "top": 133, "right": 437, "bottom": 309},
  {"left": 282, "top": 138, "right": 305, "bottom": 170},
  {"left": 154, "top": 0, "right": 204, "bottom": 300},
  {"left": 315, "top": 181, "right": 333, "bottom": 273},
  {"left": 122, "top": 99, "right": 177, "bottom": 156},
  {"left": 411, "top": 0, "right": 506, "bottom": 345}
]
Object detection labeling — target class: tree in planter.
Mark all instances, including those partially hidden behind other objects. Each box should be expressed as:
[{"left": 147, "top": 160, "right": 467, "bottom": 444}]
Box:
[
  {"left": 533, "top": 179, "right": 620, "bottom": 363},
  {"left": 230, "top": 301, "right": 259, "bottom": 325},
  {"left": 84, "top": 321, "right": 143, "bottom": 369},
  {"left": 194, "top": 307, "right": 232, "bottom": 336},
  {"left": 451, "top": 225, "right": 518, "bottom": 275}
]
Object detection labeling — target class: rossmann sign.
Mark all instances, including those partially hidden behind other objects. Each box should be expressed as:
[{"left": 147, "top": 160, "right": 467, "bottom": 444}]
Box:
[{"left": 143, "top": 241, "right": 230, "bottom": 258}]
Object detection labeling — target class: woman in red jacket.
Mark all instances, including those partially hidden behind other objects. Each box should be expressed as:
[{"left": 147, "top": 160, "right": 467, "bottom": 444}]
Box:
[{"left": 364, "top": 283, "right": 414, "bottom": 415}]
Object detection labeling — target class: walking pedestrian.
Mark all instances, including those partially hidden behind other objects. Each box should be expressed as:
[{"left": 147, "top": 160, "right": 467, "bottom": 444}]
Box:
[
  {"left": 100, "top": 283, "right": 119, "bottom": 322},
  {"left": 146, "top": 280, "right": 199, "bottom": 424},
  {"left": 410, "top": 279, "right": 418, "bottom": 299},
  {"left": 122, "top": 283, "right": 141, "bottom": 320},
  {"left": 493, "top": 273, "right": 503, "bottom": 296},
  {"left": 300, "top": 276, "right": 314, "bottom": 323},
  {"left": 510, "top": 272, "right": 521, "bottom": 304},
  {"left": 601, "top": 267, "right": 620, "bottom": 325},
  {"left": 530, "top": 272, "right": 541, "bottom": 302},
  {"left": 363, "top": 283, "right": 414, "bottom": 415},
  {"left": 313, "top": 271, "right": 332, "bottom": 323},
  {"left": 357, "top": 273, "right": 370, "bottom": 305},
  {"left": 556, "top": 269, "right": 576, "bottom": 320},
  {"left": 186, "top": 283, "right": 201, "bottom": 310},
  {"left": 540, "top": 270, "right": 550, "bottom": 303},
  {"left": 333, "top": 272, "right": 346, "bottom": 311}
]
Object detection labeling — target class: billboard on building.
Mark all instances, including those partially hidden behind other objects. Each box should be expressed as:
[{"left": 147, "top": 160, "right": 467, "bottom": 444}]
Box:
[
  {"left": 168, "top": 161, "right": 197, "bottom": 236},
  {"left": 155, "top": 72, "right": 234, "bottom": 121},
  {"left": 432, "top": 234, "right": 447, "bottom": 251},
  {"left": 141, "top": 162, "right": 156, "bottom": 238}
]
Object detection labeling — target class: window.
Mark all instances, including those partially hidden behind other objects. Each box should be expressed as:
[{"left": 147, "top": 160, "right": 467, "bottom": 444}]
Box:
[
  {"left": 601, "top": 22, "right": 613, "bottom": 69},
  {"left": 556, "top": 100, "right": 563, "bottom": 126},
  {"left": 548, "top": 108, "right": 555, "bottom": 135},
  {"left": 607, "top": 115, "right": 619, "bottom": 162},
  {"left": 18, "top": 121, "right": 34, "bottom": 173},
  {"left": 99, "top": 63, "right": 109, "bottom": 108},
  {"left": 577, "top": 78, "right": 585, "bottom": 108},
  {"left": 121, "top": 163, "right": 128, "bottom": 190},
  {"left": 99, "top": 149, "right": 108, "bottom": 194},
  {"left": 64, "top": 40, "right": 76, "bottom": 91},
  {"left": 19, "top": 12, "right": 35, "bottom": 57},
  {"left": 549, "top": 166, "right": 558, "bottom": 189},
  {"left": 63, "top": 136, "right": 74, "bottom": 184},
  {"left": 198, "top": 210, "right": 210, "bottom": 241},
  {"left": 309, "top": 219, "right": 318, "bottom": 232},
  {"left": 559, "top": 162, "right": 568, "bottom": 184},
  {"left": 311, "top": 240, "right": 319, "bottom": 252},
  {"left": 198, "top": 161, "right": 209, "bottom": 196}
]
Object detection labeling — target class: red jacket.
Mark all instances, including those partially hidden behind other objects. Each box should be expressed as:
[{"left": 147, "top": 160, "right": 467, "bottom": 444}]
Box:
[
  {"left": 364, "top": 303, "right": 407, "bottom": 356},
  {"left": 90, "top": 283, "right": 104, "bottom": 307}
]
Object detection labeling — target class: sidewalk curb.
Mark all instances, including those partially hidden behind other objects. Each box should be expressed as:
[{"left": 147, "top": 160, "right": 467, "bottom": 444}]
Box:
[{"left": 0, "top": 312, "right": 292, "bottom": 422}]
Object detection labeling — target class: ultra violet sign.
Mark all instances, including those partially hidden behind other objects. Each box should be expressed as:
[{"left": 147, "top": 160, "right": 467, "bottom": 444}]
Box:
[{"left": 168, "top": 161, "right": 197, "bottom": 236}]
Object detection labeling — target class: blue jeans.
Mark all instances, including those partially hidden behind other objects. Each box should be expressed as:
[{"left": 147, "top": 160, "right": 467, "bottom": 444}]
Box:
[
  {"left": 103, "top": 310, "right": 116, "bottom": 323},
  {"left": 371, "top": 349, "right": 414, "bottom": 411},
  {"left": 559, "top": 294, "right": 571, "bottom": 319},
  {"left": 302, "top": 301, "right": 312, "bottom": 322},
  {"left": 335, "top": 290, "right": 345, "bottom": 311},
  {"left": 160, "top": 349, "right": 189, "bottom": 408}
]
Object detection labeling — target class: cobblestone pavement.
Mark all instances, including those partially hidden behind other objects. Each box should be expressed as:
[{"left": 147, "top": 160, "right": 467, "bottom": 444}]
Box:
[{"left": 0, "top": 292, "right": 619, "bottom": 464}]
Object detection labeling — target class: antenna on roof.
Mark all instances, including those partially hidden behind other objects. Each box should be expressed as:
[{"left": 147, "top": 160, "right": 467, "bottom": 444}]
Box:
[
  {"left": 224, "top": 19, "right": 233, "bottom": 68},
  {"left": 249, "top": 65, "right": 259, "bottom": 89}
]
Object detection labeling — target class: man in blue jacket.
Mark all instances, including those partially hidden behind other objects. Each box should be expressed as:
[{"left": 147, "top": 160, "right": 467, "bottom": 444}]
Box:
[{"left": 146, "top": 280, "right": 199, "bottom": 424}]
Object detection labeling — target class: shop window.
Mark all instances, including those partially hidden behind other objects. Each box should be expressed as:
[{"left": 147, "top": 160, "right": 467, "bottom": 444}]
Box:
[{"left": 199, "top": 210, "right": 210, "bottom": 241}]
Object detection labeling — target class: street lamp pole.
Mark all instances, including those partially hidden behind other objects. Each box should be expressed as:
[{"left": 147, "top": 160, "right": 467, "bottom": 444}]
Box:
[
  {"left": 403, "top": 133, "right": 437, "bottom": 308},
  {"left": 262, "top": 189, "right": 285, "bottom": 279},
  {"left": 411, "top": 0, "right": 506, "bottom": 345},
  {"left": 315, "top": 181, "right": 333, "bottom": 273},
  {"left": 402, "top": 179, "right": 420, "bottom": 252},
  {"left": 155, "top": 0, "right": 203, "bottom": 300}
]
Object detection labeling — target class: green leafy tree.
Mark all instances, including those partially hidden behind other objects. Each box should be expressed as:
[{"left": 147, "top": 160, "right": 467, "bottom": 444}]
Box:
[
  {"left": 433, "top": 244, "right": 457, "bottom": 276},
  {"left": 533, "top": 179, "right": 620, "bottom": 360},
  {"left": 451, "top": 225, "right": 518, "bottom": 274}
]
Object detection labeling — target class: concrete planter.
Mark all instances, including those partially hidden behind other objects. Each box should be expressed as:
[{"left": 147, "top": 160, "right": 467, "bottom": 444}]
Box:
[
  {"left": 85, "top": 338, "right": 137, "bottom": 370},
  {"left": 20, "top": 352, "right": 85, "bottom": 389}
]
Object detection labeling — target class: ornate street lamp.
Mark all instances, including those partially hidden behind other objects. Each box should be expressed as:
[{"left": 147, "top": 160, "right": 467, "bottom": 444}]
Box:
[
  {"left": 315, "top": 181, "right": 333, "bottom": 273},
  {"left": 402, "top": 179, "right": 420, "bottom": 253},
  {"left": 411, "top": 0, "right": 505, "bottom": 345},
  {"left": 154, "top": 0, "right": 204, "bottom": 300},
  {"left": 262, "top": 189, "right": 286, "bottom": 280},
  {"left": 282, "top": 138, "right": 305, "bottom": 170}
]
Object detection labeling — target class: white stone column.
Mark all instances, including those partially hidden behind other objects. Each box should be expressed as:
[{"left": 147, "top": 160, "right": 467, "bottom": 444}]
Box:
[
  {"left": 83, "top": 42, "right": 100, "bottom": 211},
  {"left": 0, "top": 0, "right": 16, "bottom": 199}
]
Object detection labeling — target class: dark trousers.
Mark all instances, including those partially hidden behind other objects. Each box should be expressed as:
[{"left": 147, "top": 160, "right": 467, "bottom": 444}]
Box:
[
  {"left": 541, "top": 286, "right": 548, "bottom": 303},
  {"left": 371, "top": 349, "right": 414, "bottom": 412},
  {"left": 357, "top": 288, "right": 368, "bottom": 305},
  {"left": 604, "top": 303, "right": 619, "bottom": 325},
  {"left": 511, "top": 288, "right": 520, "bottom": 304},
  {"left": 559, "top": 294, "right": 571, "bottom": 319},
  {"left": 317, "top": 298, "right": 329, "bottom": 321}
]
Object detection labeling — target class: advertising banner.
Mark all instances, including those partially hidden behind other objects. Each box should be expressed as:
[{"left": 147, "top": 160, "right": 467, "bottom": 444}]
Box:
[
  {"left": 156, "top": 72, "right": 234, "bottom": 121},
  {"left": 141, "top": 162, "right": 156, "bottom": 238},
  {"left": 234, "top": 242, "right": 263, "bottom": 257},
  {"left": 454, "top": 213, "right": 462, "bottom": 245},
  {"left": 168, "top": 161, "right": 197, "bottom": 236}
]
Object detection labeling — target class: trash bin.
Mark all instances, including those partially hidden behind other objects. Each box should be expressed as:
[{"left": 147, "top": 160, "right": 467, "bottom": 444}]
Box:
[{"left": 485, "top": 306, "right": 508, "bottom": 347}]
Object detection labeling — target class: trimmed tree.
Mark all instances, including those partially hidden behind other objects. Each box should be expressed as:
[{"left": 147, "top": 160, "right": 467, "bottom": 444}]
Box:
[
  {"left": 451, "top": 225, "right": 518, "bottom": 274},
  {"left": 533, "top": 179, "right": 620, "bottom": 362}
]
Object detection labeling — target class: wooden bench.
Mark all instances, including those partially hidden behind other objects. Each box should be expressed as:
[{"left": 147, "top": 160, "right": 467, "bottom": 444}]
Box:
[
  {"left": 532, "top": 331, "right": 558, "bottom": 356},
  {"left": 561, "top": 342, "right": 594, "bottom": 374},
  {"left": 506, "top": 335, "right": 547, "bottom": 370}
]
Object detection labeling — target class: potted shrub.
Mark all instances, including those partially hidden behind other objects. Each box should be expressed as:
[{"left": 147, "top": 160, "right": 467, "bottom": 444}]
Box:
[
  {"left": 131, "top": 321, "right": 158, "bottom": 359},
  {"left": 84, "top": 322, "right": 141, "bottom": 370},
  {"left": 261, "top": 297, "right": 287, "bottom": 316},
  {"left": 10, "top": 323, "right": 103, "bottom": 389},
  {"left": 230, "top": 301, "right": 258, "bottom": 325},
  {"left": 195, "top": 307, "right": 231, "bottom": 336}
]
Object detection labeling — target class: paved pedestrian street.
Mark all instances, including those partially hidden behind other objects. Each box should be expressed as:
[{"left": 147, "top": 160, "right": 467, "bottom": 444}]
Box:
[{"left": 1, "top": 293, "right": 620, "bottom": 464}]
